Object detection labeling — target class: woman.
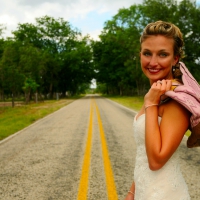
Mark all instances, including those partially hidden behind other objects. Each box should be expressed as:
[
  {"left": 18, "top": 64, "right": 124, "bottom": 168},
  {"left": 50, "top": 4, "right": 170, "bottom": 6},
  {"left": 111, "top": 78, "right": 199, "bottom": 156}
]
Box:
[{"left": 125, "top": 21, "right": 191, "bottom": 200}]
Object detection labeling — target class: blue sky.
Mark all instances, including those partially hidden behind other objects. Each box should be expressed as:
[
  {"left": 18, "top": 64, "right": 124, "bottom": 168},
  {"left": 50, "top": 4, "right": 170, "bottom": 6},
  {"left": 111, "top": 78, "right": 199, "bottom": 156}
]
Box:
[
  {"left": 0, "top": 0, "right": 199, "bottom": 41},
  {"left": 71, "top": 0, "right": 200, "bottom": 40},
  {"left": 70, "top": 11, "right": 113, "bottom": 37}
]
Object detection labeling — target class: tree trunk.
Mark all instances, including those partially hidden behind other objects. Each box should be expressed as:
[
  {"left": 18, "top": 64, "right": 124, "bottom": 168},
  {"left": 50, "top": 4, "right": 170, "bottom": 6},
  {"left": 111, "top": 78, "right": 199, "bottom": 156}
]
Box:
[
  {"left": 25, "top": 90, "right": 31, "bottom": 104},
  {"left": 49, "top": 83, "right": 53, "bottom": 99},
  {"left": 12, "top": 93, "right": 15, "bottom": 108},
  {"left": 35, "top": 93, "right": 38, "bottom": 103},
  {"left": 120, "top": 86, "right": 123, "bottom": 96}
]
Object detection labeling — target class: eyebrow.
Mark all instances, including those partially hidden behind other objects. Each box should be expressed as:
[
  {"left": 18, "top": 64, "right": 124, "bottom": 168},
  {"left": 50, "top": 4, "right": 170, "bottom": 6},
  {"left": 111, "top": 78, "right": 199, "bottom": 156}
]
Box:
[{"left": 142, "top": 48, "right": 170, "bottom": 52}]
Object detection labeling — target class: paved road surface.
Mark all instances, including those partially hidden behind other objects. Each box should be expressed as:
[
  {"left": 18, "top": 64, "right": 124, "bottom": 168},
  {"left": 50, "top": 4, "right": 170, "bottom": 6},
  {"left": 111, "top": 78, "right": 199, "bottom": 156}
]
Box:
[{"left": 0, "top": 95, "right": 199, "bottom": 200}]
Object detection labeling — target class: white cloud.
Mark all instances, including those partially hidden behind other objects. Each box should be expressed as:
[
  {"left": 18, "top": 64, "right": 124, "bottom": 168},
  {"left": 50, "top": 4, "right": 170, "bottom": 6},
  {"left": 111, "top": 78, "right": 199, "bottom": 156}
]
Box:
[
  {"left": 1, "top": 0, "right": 199, "bottom": 39},
  {"left": 87, "top": 29, "right": 102, "bottom": 41},
  {"left": 0, "top": 0, "right": 148, "bottom": 39}
]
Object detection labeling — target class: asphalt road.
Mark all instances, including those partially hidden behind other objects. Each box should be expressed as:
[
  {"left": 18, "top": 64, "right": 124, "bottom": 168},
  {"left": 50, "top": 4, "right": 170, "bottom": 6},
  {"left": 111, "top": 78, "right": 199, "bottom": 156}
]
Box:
[{"left": 0, "top": 95, "right": 199, "bottom": 200}]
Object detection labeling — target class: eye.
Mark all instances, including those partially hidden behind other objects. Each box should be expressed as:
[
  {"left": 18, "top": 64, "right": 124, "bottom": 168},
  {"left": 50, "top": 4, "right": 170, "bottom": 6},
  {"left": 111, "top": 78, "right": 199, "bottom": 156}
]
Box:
[
  {"left": 142, "top": 51, "right": 151, "bottom": 57},
  {"left": 159, "top": 53, "right": 168, "bottom": 57}
]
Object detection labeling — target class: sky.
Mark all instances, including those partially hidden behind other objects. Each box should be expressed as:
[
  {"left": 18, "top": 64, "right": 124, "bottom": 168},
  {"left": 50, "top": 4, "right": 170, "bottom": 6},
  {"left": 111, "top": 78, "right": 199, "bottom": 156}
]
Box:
[
  {"left": 0, "top": 0, "right": 143, "bottom": 41},
  {"left": 0, "top": 0, "right": 200, "bottom": 41}
]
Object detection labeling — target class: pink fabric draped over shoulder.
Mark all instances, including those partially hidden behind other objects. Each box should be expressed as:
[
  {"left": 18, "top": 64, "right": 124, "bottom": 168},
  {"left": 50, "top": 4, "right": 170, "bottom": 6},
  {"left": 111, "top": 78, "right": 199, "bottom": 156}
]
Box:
[{"left": 165, "top": 62, "right": 200, "bottom": 148}]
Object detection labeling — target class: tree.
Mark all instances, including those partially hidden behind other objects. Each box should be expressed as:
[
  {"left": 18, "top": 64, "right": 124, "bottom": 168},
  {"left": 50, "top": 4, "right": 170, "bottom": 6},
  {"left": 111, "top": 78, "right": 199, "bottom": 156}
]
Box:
[
  {"left": 19, "top": 44, "right": 44, "bottom": 102},
  {"left": 176, "top": 0, "right": 200, "bottom": 80},
  {"left": 93, "top": 5, "right": 148, "bottom": 95},
  {"left": 0, "top": 40, "right": 24, "bottom": 107},
  {"left": 60, "top": 36, "right": 94, "bottom": 95},
  {"left": 13, "top": 16, "right": 94, "bottom": 97},
  {"left": 23, "top": 78, "right": 39, "bottom": 104},
  {"left": 94, "top": 0, "right": 200, "bottom": 95}
]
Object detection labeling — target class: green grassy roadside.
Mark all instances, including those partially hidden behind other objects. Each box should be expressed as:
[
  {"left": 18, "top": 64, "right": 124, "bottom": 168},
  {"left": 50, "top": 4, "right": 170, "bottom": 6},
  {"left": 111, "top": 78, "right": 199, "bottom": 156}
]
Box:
[
  {"left": 104, "top": 95, "right": 144, "bottom": 111},
  {"left": 0, "top": 97, "right": 81, "bottom": 141},
  {"left": 105, "top": 95, "right": 191, "bottom": 137}
]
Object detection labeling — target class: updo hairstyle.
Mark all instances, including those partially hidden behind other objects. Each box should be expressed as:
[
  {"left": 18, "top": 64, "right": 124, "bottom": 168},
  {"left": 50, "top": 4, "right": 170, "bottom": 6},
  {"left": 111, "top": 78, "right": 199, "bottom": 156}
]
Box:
[{"left": 140, "top": 21, "right": 184, "bottom": 81}]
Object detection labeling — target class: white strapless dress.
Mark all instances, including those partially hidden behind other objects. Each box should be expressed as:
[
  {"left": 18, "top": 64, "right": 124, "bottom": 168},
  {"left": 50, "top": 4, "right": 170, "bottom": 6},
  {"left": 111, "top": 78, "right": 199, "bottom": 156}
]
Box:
[{"left": 133, "top": 114, "right": 190, "bottom": 200}]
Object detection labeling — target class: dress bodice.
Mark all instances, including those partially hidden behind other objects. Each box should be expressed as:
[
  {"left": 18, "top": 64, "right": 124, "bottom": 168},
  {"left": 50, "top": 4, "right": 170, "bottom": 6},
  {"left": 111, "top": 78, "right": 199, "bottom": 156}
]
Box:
[{"left": 133, "top": 114, "right": 190, "bottom": 200}]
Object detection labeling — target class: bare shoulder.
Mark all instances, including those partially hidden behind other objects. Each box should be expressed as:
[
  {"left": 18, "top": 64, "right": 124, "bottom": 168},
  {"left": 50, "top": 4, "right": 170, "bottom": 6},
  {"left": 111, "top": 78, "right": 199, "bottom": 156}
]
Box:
[
  {"left": 159, "top": 99, "right": 190, "bottom": 140},
  {"left": 159, "top": 99, "right": 191, "bottom": 120}
]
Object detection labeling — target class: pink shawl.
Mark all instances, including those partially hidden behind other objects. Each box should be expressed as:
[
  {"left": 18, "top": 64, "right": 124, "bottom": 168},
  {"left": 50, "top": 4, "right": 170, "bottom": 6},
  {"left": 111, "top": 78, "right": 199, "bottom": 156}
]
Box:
[{"left": 165, "top": 62, "right": 200, "bottom": 148}]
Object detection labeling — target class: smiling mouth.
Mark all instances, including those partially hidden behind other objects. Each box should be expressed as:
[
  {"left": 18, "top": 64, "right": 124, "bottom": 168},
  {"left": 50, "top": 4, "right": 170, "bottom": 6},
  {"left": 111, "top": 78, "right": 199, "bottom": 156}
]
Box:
[{"left": 148, "top": 68, "right": 161, "bottom": 73}]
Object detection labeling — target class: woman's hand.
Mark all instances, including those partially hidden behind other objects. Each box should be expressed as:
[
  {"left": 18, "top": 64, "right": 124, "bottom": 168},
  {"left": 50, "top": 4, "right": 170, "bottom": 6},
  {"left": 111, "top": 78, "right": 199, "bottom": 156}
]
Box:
[
  {"left": 124, "top": 182, "right": 135, "bottom": 200},
  {"left": 144, "top": 79, "right": 172, "bottom": 106}
]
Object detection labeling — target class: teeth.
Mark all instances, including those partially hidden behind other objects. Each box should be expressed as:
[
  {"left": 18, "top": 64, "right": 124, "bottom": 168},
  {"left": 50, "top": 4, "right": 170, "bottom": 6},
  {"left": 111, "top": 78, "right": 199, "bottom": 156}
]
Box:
[{"left": 148, "top": 68, "right": 160, "bottom": 72}]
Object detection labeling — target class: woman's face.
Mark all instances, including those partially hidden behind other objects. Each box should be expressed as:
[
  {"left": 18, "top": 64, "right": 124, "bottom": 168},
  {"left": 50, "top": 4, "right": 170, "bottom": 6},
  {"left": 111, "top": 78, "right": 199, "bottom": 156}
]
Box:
[{"left": 140, "top": 35, "right": 179, "bottom": 85}]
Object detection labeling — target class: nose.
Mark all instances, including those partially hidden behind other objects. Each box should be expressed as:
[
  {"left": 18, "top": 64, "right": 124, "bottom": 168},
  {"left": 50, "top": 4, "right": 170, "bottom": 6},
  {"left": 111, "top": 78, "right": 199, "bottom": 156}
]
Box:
[{"left": 149, "top": 55, "right": 158, "bottom": 66}]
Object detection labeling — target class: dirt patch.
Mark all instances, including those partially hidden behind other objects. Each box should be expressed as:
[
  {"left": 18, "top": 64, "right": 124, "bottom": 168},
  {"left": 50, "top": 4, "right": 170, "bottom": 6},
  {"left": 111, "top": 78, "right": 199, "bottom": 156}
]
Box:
[{"left": 0, "top": 102, "right": 25, "bottom": 107}]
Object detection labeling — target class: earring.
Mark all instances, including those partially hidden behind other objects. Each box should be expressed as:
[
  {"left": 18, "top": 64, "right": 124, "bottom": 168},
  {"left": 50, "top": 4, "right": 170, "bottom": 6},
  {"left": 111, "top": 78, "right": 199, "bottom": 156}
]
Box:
[{"left": 172, "top": 66, "right": 176, "bottom": 72}]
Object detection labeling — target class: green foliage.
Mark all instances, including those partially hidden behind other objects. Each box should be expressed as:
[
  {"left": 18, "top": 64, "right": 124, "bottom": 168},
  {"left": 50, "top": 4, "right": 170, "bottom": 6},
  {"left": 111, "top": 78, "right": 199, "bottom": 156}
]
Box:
[
  {"left": 93, "top": 0, "right": 200, "bottom": 95},
  {"left": 93, "top": 5, "right": 147, "bottom": 95},
  {"left": 0, "top": 1, "right": 200, "bottom": 99},
  {"left": 23, "top": 78, "right": 39, "bottom": 96},
  {"left": 0, "top": 40, "right": 24, "bottom": 95},
  {"left": 104, "top": 95, "right": 144, "bottom": 111},
  {"left": 0, "top": 15, "right": 93, "bottom": 103},
  {"left": 176, "top": 0, "right": 200, "bottom": 80},
  {"left": 94, "top": 83, "right": 107, "bottom": 94}
]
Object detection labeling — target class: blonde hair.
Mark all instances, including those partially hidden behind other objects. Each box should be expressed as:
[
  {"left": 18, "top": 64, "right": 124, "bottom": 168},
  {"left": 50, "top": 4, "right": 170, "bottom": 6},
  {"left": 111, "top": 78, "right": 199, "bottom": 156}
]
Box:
[{"left": 140, "top": 21, "right": 184, "bottom": 59}]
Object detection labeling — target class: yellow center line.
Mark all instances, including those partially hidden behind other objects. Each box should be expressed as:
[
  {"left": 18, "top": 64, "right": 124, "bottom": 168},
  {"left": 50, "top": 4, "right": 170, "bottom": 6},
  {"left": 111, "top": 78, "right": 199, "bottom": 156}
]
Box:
[
  {"left": 94, "top": 101, "right": 118, "bottom": 200},
  {"left": 77, "top": 99, "right": 94, "bottom": 200}
]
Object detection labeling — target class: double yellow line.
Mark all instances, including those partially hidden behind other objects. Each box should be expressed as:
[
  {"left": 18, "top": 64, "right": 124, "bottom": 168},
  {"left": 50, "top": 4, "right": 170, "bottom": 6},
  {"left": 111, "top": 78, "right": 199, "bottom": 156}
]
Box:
[{"left": 77, "top": 99, "right": 118, "bottom": 200}]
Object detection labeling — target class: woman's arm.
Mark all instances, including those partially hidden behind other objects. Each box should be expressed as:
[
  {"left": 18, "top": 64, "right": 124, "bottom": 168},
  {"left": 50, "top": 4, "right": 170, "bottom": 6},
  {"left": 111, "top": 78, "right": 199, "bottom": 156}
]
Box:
[
  {"left": 124, "top": 182, "right": 135, "bottom": 200},
  {"left": 145, "top": 100, "right": 190, "bottom": 170},
  {"left": 144, "top": 80, "right": 190, "bottom": 170}
]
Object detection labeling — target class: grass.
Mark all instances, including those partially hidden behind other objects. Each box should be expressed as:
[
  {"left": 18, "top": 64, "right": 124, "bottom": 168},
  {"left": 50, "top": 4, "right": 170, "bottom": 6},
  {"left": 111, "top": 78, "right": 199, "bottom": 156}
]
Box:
[
  {"left": 0, "top": 97, "right": 81, "bottom": 141},
  {"left": 104, "top": 95, "right": 191, "bottom": 137},
  {"left": 103, "top": 95, "right": 144, "bottom": 111}
]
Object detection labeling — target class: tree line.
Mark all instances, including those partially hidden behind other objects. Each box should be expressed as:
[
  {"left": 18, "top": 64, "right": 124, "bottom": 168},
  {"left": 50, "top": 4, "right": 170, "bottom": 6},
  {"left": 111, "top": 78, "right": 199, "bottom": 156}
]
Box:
[
  {"left": 0, "top": 0, "right": 200, "bottom": 105},
  {"left": 92, "top": 0, "right": 200, "bottom": 95},
  {"left": 0, "top": 16, "right": 94, "bottom": 106}
]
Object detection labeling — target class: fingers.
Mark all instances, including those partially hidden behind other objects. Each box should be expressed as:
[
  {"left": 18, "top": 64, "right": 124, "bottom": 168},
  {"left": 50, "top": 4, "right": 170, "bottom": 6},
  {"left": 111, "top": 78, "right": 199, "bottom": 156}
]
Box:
[
  {"left": 156, "top": 79, "right": 172, "bottom": 91},
  {"left": 146, "top": 79, "right": 172, "bottom": 105}
]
